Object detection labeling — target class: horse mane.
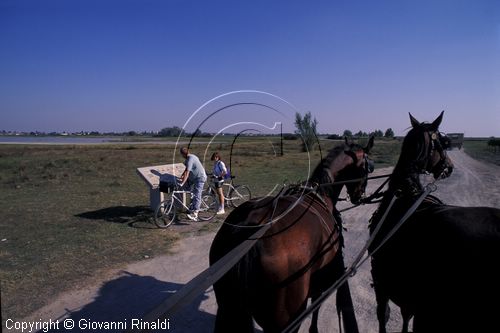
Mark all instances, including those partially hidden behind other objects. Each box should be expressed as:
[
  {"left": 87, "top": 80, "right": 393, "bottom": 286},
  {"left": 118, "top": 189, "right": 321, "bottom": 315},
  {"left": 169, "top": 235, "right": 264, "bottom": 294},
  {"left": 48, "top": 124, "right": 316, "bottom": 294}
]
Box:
[
  {"left": 370, "top": 122, "right": 443, "bottom": 233},
  {"left": 399, "top": 122, "right": 438, "bottom": 167},
  {"left": 309, "top": 144, "right": 347, "bottom": 185},
  {"left": 389, "top": 123, "right": 434, "bottom": 194}
]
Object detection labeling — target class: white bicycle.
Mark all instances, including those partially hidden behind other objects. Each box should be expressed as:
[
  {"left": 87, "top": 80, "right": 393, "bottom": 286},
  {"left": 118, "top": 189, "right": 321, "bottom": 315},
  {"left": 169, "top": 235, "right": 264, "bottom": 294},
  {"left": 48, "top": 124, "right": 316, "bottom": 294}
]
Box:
[
  {"left": 154, "top": 184, "right": 217, "bottom": 229},
  {"left": 206, "top": 175, "right": 252, "bottom": 208}
]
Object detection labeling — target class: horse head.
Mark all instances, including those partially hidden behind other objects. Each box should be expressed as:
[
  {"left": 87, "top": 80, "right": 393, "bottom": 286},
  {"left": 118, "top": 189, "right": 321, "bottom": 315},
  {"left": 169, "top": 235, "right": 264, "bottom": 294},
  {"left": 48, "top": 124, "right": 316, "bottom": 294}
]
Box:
[
  {"left": 340, "top": 136, "right": 375, "bottom": 204},
  {"left": 404, "top": 111, "right": 454, "bottom": 180},
  {"left": 313, "top": 136, "right": 374, "bottom": 205}
]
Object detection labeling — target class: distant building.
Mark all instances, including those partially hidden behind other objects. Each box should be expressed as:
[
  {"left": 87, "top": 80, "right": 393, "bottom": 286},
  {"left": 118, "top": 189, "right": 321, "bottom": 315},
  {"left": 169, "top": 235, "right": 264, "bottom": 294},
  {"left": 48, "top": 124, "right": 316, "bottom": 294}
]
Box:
[{"left": 447, "top": 133, "right": 464, "bottom": 150}]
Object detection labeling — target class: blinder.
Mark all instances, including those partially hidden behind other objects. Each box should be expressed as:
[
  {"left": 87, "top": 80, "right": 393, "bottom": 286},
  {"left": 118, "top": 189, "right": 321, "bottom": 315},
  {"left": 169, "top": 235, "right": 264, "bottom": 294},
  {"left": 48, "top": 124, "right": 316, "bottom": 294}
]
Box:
[
  {"left": 425, "top": 131, "right": 453, "bottom": 178},
  {"left": 344, "top": 149, "right": 374, "bottom": 175},
  {"left": 365, "top": 155, "right": 375, "bottom": 174},
  {"left": 343, "top": 148, "right": 375, "bottom": 203}
]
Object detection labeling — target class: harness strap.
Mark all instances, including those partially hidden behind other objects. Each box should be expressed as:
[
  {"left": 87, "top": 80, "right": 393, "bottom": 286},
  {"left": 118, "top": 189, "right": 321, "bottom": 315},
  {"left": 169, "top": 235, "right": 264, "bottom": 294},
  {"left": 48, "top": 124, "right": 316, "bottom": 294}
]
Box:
[
  {"left": 348, "top": 194, "right": 398, "bottom": 274},
  {"left": 338, "top": 174, "right": 391, "bottom": 213},
  {"left": 368, "top": 185, "right": 433, "bottom": 258},
  {"left": 283, "top": 184, "right": 434, "bottom": 333}
]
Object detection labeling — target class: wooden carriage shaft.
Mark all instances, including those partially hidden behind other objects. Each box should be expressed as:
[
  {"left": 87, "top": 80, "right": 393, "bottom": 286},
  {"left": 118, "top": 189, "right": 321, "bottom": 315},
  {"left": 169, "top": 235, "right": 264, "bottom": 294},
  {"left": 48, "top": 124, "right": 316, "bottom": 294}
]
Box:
[{"left": 127, "top": 223, "right": 272, "bottom": 333}]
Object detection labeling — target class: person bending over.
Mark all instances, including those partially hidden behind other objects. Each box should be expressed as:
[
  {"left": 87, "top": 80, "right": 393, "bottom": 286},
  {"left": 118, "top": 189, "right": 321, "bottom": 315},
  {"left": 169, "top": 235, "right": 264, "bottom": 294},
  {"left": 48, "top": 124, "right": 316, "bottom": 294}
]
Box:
[{"left": 179, "top": 147, "right": 207, "bottom": 221}]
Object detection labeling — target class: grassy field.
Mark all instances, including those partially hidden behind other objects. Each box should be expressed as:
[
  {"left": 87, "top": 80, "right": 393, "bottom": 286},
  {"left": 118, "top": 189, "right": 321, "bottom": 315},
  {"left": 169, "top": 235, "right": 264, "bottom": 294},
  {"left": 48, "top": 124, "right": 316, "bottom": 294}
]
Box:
[
  {"left": 0, "top": 137, "right": 400, "bottom": 320},
  {"left": 462, "top": 139, "right": 500, "bottom": 166}
]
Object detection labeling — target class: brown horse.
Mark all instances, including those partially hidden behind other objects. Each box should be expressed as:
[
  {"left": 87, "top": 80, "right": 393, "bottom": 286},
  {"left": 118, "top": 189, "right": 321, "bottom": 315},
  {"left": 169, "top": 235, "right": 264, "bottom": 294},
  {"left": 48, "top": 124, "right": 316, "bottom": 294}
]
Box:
[
  {"left": 209, "top": 138, "right": 374, "bottom": 333},
  {"left": 369, "top": 112, "right": 500, "bottom": 332}
]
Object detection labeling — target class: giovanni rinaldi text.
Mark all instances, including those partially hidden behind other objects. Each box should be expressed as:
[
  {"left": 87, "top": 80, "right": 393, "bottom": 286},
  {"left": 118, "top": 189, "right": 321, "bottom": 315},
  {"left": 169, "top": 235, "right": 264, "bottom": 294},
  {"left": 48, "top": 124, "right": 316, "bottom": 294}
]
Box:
[{"left": 4, "top": 318, "right": 171, "bottom": 332}]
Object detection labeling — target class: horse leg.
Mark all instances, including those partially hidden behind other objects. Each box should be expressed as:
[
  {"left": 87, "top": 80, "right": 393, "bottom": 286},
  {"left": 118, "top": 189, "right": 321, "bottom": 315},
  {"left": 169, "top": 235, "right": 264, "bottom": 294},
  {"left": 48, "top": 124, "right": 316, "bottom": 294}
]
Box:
[
  {"left": 336, "top": 281, "right": 359, "bottom": 333},
  {"left": 309, "top": 297, "right": 320, "bottom": 333},
  {"left": 373, "top": 284, "right": 390, "bottom": 333},
  {"left": 400, "top": 307, "right": 413, "bottom": 333},
  {"left": 214, "top": 304, "right": 254, "bottom": 333},
  {"left": 213, "top": 271, "right": 254, "bottom": 333}
]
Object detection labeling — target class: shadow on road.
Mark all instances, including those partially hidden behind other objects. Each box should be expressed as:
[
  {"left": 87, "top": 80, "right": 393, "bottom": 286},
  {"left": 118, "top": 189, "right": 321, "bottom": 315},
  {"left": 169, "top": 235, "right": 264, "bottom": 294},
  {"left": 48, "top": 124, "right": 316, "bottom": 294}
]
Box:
[
  {"left": 75, "top": 206, "right": 156, "bottom": 229},
  {"left": 43, "top": 271, "right": 215, "bottom": 332}
]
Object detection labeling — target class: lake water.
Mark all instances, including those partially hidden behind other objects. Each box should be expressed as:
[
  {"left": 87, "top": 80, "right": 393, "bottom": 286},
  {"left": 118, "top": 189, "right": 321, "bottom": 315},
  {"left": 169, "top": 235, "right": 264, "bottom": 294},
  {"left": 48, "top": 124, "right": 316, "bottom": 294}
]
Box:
[
  {"left": 0, "top": 136, "right": 193, "bottom": 145},
  {"left": 0, "top": 136, "right": 122, "bottom": 144}
]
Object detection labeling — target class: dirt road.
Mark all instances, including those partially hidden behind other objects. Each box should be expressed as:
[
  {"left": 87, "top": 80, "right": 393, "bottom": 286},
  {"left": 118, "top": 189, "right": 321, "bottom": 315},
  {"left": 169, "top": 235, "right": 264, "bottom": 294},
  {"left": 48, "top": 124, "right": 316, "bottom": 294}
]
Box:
[{"left": 22, "top": 150, "right": 500, "bottom": 332}]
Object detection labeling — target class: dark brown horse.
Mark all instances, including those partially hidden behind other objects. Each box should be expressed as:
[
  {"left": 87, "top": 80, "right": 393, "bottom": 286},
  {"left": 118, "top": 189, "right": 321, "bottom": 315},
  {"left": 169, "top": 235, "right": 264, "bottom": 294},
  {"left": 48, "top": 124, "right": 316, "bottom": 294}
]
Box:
[
  {"left": 209, "top": 138, "right": 374, "bottom": 333},
  {"left": 369, "top": 112, "right": 500, "bottom": 332}
]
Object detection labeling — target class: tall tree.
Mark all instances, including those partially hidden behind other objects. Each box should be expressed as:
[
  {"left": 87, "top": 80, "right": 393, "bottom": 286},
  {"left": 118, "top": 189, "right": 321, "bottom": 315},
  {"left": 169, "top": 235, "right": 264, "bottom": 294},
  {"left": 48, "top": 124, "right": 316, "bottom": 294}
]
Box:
[
  {"left": 158, "top": 126, "right": 182, "bottom": 137},
  {"left": 384, "top": 128, "right": 395, "bottom": 138},
  {"left": 295, "top": 111, "right": 318, "bottom": 152},
  {"left": 343, "top": 129, "right": 353, "bottom": 138}
]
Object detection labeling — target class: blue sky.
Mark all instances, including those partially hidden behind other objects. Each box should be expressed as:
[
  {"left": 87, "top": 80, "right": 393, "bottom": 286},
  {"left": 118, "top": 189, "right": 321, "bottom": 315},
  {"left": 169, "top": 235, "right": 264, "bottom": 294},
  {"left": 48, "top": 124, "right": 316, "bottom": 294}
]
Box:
[{"left": 1, "top": 0, "right": 499, "bottom": 136}]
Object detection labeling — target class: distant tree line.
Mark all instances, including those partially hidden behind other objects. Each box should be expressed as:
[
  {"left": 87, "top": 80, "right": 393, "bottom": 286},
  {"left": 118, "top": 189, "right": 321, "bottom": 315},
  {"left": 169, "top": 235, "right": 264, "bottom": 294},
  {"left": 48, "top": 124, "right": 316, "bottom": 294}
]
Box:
[
  {"left": 157, "top": 126, "right": 183, "bottom": 137},
  {"left": 156, "top": 127, "right": 215, "bottom": 137},
  {"left": 488, "top": 137, "right": 500, "bottom": 152},
  {"left": 327, "top": 128, "right": 395, "bottom": 140},
  {"left": 293, "top": 111, "right": 397, "bottom": 153}
]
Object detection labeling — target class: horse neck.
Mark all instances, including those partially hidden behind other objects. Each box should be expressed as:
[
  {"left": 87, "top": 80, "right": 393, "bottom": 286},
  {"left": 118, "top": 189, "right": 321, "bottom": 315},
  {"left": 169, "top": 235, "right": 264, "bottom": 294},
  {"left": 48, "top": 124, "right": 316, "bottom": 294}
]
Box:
[
  {"left": 312, "top": 153, "right": 353, "bottom": 214},
  {"left": 316, "top": 184, "right": 344, "bottom": 216},
  {"left": 388, "top": 156, "right": 423, "bottom": 196},
  {"left": 370, "top": 156, "right": 422, "bottom": 233},
  {"left": 328, "top": 153, "right": 355, "bottom": 178},
  {"left": 325, "top": 184, "right": 344, "bottom": 207}
]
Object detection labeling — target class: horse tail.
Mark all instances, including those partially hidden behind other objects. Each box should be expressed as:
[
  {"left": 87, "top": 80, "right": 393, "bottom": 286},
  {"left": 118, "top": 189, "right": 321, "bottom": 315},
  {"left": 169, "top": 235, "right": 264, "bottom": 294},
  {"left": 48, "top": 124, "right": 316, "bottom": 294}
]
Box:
[
  {"left": 211, "top": 224, "right": 262, "bottom": 333},
  {"left": 211, "top": 248, "right": 254, "bottom": 332}
]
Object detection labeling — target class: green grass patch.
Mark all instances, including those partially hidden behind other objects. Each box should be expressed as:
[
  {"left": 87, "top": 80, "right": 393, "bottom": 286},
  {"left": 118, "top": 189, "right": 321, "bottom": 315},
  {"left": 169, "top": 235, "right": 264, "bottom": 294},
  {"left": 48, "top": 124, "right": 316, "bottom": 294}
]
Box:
[{"left": 463, "top": 139, "right": 500, "bottom": 166}]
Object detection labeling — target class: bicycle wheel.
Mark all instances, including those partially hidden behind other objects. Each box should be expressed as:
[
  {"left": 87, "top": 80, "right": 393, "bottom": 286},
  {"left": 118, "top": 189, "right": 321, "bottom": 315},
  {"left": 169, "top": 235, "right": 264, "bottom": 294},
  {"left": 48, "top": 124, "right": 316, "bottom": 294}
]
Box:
[
  {"left": 154, "top": 199, "right": 176, "bottom": 228},
  {"left": 197, "top": 192, "right": 217, "bottom": 221},
  {"left": 228, "top": 185, "right": 251, "bottom": 208}
]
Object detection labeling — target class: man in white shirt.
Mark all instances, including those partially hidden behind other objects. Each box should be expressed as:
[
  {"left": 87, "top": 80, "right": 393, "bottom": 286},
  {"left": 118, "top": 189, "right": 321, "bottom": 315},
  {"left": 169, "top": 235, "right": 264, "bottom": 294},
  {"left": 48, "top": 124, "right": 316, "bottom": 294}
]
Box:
[{"left": 179, "top": 147, "right": 207, "bottom": 221}]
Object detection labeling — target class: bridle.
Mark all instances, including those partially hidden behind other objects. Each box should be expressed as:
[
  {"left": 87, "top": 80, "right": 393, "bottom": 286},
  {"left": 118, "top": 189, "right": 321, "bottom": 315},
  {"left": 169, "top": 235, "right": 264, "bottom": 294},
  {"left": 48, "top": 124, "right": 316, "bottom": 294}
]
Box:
[
  {"left": 344, "top": 148, "right": 374, "bottom": 175},
  {"left": 316, "top": 147, "right": 374, "bottom": 198},
  {"left": 423, "top": 130, "right": 453, "bottom": 179},
  {"left": 331, "top": 148, "right": 375, "bottom": 203}
]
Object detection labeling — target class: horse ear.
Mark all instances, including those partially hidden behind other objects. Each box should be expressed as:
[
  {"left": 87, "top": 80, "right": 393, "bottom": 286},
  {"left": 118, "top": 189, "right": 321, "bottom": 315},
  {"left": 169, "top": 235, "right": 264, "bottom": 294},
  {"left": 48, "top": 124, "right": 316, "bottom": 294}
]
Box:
[
  {"left": 409, "top": 113, "right": 420, "bottom": 128},
  {"left": 344, "top": 136, "right": 350, "bottom": 145},
  {"left": 365, "top": 135, "right": 374, "bottom": 153},
  {"left": 430, "top": 110, "right": 444, "bottom": 130}
]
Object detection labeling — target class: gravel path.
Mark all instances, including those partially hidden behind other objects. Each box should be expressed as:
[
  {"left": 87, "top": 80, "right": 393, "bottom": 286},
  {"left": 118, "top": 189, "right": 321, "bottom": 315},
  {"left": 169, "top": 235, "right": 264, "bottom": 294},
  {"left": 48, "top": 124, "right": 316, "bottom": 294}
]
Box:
[{"left": 21, "top": 150, "right": 500, "bottom": 332}]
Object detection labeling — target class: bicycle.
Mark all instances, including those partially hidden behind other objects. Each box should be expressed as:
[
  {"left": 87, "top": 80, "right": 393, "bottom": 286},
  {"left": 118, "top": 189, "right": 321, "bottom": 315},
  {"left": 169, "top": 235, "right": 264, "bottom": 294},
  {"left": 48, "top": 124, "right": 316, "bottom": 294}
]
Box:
[
  {"left": 154, "top": 183, "right": 217, "bottom": 228},
  {"left": 207, "top": 175, "right": 251, "bottom": 208}
]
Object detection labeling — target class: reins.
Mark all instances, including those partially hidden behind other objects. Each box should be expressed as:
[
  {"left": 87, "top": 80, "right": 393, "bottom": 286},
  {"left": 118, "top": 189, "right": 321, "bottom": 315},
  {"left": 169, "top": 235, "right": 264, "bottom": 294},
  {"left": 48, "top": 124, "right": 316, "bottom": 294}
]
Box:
[
  {"left": 284, "top": 130, "right": 450, "bottom": 332},
  {"left": 349, "top": 183, "right": 435, "bottom": 274},
  {"left": 282, "top": 181, "right": 437, "bottom": 333},
  {"left": 335, "top": 173, "right": 392, "bottom": 213}
]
